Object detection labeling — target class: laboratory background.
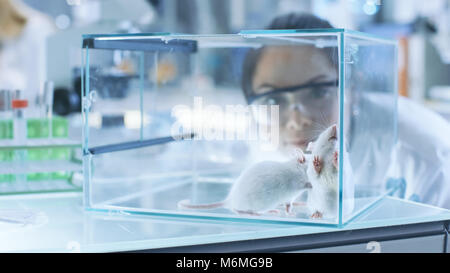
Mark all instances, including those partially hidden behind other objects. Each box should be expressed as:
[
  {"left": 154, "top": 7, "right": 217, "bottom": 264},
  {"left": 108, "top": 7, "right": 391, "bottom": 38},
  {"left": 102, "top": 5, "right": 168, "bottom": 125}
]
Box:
[{"left": 0, "top": 0, "right": 450, "bottom": 253}]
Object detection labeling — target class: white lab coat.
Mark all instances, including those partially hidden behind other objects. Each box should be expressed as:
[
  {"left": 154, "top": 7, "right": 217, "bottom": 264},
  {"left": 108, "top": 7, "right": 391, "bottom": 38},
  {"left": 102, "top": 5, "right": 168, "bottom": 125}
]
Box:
[
  {"left": 395, "top": 96, "right": 450, "bottom": 209},
  {"left": 0, "top": 1, "right": 55, "bottom": 104},
  {"left": 347, "top": 93, "right": 450, "bottom": 211},
  {"left": 353, "top": 94, "right": 450, "bottom": 210}
]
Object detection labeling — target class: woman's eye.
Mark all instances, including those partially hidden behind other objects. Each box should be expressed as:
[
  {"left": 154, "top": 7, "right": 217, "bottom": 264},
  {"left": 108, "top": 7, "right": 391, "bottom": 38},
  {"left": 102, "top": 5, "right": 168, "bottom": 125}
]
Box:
[
  {"left": 267, "top": 96, "right": 289, "bottom": 106},
  {"left": 258, "top": 97, "right": 278, "bottom": 105},
  {"left": 267, "top": 98, "right": 278, "bottom": 105},
  {"left": 310, "top": 88, "right": 331, "bottom": 99}
]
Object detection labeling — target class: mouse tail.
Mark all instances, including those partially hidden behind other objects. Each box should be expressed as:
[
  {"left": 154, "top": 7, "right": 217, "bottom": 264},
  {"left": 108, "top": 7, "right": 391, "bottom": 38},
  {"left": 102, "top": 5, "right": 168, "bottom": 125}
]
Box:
[{"left": 177, "top": 199, "right": 225, "bottom": 210}]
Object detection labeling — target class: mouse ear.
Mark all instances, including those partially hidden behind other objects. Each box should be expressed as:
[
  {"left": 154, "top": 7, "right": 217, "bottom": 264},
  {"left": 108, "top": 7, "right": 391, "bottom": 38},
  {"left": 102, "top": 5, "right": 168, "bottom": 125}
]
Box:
[{"left": 306, "top": 142, "right": 314, "bottom": 152}]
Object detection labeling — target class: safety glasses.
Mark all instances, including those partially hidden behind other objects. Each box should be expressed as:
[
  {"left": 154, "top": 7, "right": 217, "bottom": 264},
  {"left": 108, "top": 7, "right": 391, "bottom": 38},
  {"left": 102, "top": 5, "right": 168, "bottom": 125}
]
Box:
[
  {"left": 247, "top": 79, "right": 339, "bottom": 125},
  {"left": 247, "top": 80, "right": 338, "bottom": 104}
]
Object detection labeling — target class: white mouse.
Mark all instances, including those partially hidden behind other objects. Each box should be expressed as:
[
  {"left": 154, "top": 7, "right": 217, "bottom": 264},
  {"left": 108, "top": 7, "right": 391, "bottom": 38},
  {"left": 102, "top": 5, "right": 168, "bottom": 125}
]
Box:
[
  {"left": 305, "top": 124, "right": 339, "bottom": 219},
  {"left": 178, "top": 154, "right": 312, "bottom": 216}
]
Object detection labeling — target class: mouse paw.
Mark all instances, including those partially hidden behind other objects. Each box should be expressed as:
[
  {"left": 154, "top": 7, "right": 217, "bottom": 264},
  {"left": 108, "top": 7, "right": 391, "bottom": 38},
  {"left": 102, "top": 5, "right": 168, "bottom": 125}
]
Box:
[
  {"left": 310, "top": 211, "right": 323, "bottom": 219},
  {"left": 333, "top": 151, "right": 338, "bottom": 170},
  {"left": 295, "top": 149, "right": 306, "bottom": 164},
  {"left": 313, "top": 156, "right": 322, "bottom": 174},
  {"left": 297, "top": 156, "right": 306, "bottom": 165}
]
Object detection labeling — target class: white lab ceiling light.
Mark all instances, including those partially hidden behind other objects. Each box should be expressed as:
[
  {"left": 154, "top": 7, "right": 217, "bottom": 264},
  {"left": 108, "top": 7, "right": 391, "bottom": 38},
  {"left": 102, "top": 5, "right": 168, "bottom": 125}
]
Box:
[{"left": 55, "top": 14, "right": 71, "bottom": 30}]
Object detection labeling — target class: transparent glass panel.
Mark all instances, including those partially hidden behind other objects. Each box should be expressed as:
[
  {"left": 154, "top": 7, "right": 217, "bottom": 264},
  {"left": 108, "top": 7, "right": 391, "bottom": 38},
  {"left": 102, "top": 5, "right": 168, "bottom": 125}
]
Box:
[
  {"left": 342, "top": 33, "right": 398, "bottom": 224},
  {"left": 84, "top": 49, "right": 145, "bottom": 147}
]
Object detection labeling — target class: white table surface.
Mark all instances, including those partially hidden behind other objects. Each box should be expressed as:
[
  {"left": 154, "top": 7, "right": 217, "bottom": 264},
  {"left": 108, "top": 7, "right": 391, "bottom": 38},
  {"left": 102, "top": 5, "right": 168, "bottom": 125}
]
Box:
[{"left": 0, "top": 192, "right": 449, "bottom": 253}]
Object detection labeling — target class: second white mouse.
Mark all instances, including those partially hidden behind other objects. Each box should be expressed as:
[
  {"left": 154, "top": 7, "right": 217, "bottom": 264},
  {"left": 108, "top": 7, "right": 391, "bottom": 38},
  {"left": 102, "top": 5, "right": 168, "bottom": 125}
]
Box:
[{"left": 306, "top": 124, "right": 339, "bottom": 219}]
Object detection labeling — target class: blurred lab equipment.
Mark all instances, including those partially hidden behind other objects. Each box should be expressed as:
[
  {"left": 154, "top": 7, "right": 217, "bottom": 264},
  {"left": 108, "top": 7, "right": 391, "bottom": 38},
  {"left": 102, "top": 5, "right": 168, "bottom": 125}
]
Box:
[
  {"left": 46, "top": 0, "right": 156, "bottom": 116},
  {"left": 147, "top": 0, "right": 311, "bottom": 34},
  {"left": 361, "top": 0, "right": 450, "bottom": 120},
  {"left": 0, "top": 85, "right": 81, "bottom": 195},
  {"left": 0, "top": 0, "right": 55, "bottom": 109}
]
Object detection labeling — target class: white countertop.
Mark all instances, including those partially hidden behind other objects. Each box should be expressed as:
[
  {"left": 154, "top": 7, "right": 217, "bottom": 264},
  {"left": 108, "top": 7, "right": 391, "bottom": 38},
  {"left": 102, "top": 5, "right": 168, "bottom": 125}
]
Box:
[{"left": 0, "top": 192, "right": 449, "bottom": 253}]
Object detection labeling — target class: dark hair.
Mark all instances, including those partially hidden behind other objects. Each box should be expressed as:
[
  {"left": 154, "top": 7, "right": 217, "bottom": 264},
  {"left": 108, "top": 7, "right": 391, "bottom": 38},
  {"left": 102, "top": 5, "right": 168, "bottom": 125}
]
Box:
[
  {"left": 242, "top": 13, "right": 337, "bottom": 99},
  {"left": 267, "top": 12, "right": 333, "bottom": 30}
]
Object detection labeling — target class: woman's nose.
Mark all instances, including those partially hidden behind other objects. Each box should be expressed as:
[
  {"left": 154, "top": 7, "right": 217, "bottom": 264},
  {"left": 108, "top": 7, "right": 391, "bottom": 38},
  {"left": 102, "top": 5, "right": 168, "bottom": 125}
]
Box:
[{"left": 286, "top": 109, "right": 312, "bottom": 131}]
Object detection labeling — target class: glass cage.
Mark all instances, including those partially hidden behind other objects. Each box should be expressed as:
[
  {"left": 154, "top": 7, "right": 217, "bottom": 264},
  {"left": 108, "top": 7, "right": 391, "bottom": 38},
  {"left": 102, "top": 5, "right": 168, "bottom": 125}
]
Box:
[{"left": 82, "top": 29, "right": 398, "bottom": 226}]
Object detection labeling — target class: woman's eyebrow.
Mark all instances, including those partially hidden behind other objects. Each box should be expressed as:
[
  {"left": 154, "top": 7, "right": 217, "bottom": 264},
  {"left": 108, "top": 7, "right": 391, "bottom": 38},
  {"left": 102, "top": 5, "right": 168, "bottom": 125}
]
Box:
[
  {"left": 306, "top": 74, "right": 328, "bottom": 84},
  {"left": 258, "top": 83, "right": 279, "bottom": 89},
  {"left": 256, "top": 74, "right": 330, "bottom": 91}
]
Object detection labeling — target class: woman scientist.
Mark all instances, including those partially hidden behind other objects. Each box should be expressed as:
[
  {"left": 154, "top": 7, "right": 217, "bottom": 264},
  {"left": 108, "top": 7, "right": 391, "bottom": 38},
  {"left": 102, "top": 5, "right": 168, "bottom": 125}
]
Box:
[
  {"left": 242, "top": 13, "right": 450, "bottom": 210},
  {"left": 0, "top": 0, "right": 55, "bottom": 103}
]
